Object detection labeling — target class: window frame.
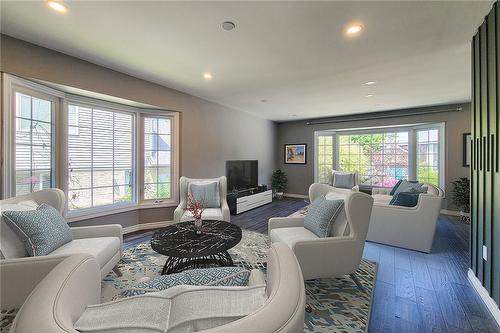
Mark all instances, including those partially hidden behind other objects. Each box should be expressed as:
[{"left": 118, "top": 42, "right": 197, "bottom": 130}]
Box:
[
  {"left": 2, "top": 74, "right": 180, "bottom": 221},
  {"left": 313, "top": 123, "right": 446, "bottom": 190}
]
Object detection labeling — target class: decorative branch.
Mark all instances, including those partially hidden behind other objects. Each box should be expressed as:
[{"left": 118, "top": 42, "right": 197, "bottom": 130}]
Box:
[{"left": 185, "top": 193, "right": 206, "bottom": 220}]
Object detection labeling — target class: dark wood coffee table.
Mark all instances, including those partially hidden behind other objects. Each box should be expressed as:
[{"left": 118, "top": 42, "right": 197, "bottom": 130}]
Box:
[{"left": 151, "top": 220, "right": 242, "bottom": 275}]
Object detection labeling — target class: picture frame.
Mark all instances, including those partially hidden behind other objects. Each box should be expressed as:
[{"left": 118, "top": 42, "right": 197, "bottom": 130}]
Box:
[
  {"left": 463, "top": 133, "right": 471, "bottom": 167},
  {"left": 284, "top": 144, "right": 307, "bottom": 164}
]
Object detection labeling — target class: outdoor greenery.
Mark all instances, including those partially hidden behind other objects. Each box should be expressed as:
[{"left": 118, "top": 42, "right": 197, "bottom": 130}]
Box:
[
  {"left": 451, "top": 177, "right": 470, "bottom": 213},
  {"left": 271, "top": 169, "right": 288, "bottom": 193}
]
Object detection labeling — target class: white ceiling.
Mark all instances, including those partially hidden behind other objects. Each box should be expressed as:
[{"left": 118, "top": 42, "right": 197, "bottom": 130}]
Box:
[{"left": 1, "top": 1, "right": 493, "bottom": 121}]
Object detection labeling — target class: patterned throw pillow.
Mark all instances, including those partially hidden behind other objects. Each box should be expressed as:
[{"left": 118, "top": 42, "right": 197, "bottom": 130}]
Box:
[
  {"left": 304, "top": 196, "right": 344, "bottom": 238},
  {"left": 122, "top": 267, "right": 251, "bottom": 297},
  {"left": 2, "top": 204, "right": 73, "bottom": 256},
  {"left": 190, "top": 182, "right": 220, "bottom": 208},
  {"left": 391, "top": 180, "right": 422, "bottom": 196}
]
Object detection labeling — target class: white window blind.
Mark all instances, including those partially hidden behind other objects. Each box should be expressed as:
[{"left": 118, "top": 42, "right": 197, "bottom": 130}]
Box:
[
  {"left": 14, "top": 92, "right": 54, "bottom": 195},
  {"left": 67, "top": 104, "right": 135, "bottom": 210}
]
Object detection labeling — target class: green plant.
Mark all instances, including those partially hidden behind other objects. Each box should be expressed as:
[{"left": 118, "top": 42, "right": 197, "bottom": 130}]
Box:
[
  {"left": 451, "top": 177, "right": 470, "bottom": 213},
  {"left": 271, "top": 169, "right": 288, "bottom": 193}
]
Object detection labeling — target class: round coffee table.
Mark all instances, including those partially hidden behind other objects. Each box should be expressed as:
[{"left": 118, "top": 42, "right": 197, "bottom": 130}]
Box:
[{"left": 151, "top": 220, "right": 242, "bottom": 275}]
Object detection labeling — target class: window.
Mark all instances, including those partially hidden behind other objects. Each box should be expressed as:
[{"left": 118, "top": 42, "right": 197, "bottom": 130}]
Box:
[
  {"left": 314, "top": 124, "right": 444, "bottom": 189},
  {"left": 67, "top": 104, "right": 135, "bottom": 211},
  {"left": 416, "top": 128, "right": 440, "bottom": 186},
  {"left": 316, "top": 134, "right": 334, "bottom": 183},
  {"left": 143, "top": 116, "right": 172, "bottom": 200},
  {"left": 338, "top": 131, "right": 409, "bottom": 187},
  {"left": 14, "top": 91, "right": 54, "bottom": 195}
]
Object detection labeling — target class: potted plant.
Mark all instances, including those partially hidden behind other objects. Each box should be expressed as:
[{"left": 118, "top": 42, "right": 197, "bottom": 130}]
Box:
[
  {"left": 271, "top": 169, "right": 288, "bottom": 200},
  {"left": 451, "top": 177, "right": 470, "bottom": 223}
]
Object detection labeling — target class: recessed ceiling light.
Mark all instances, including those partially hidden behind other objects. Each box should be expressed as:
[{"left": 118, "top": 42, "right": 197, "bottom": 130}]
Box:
[
  {"left": 222, "top": 21, "right": 236, "bottom": 31},
  {"left": 203, "top": 72, "right": 213, "bottom": 80},
  {"left": 261, "top": 99, "right": 268, "bottom": 103},
  {"left": 346, "top": 24, "right": 363, "bottom": 35},
  {"left": 365, "top": 94, "right": 374, "bottom": 98},
  {"left": 47, "top": 0, "right": 67, "bottom": 13},
  {"left": 364, "top": 81, "right": 376, "bottom": 85}
]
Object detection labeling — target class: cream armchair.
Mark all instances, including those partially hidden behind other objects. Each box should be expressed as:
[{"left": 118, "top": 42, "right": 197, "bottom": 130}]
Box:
[
  {"left": 11, "top": 243, "right": 305, "bottom": 333},
  {"left": 268, "top": 189, "right": 374, "bottom": 290},
  {"left": 0, "top": 189, "right": 123, "bottom": 309},
  {"left": 173, "top": 176, "right": 230, "bottom": 223}
]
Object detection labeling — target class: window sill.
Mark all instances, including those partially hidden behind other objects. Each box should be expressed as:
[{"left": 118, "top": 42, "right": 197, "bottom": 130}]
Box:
[{"left": 66, "top": 201, "right": 178, "bottom": 223}]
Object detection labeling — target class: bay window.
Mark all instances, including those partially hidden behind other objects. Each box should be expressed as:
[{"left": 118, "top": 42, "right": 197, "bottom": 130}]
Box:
[
  {"left": 2, "top": 74, "right": 179, "bottom": 218},
  {"left": 314, "top": 124, "right": 445, "bottom": 189}
]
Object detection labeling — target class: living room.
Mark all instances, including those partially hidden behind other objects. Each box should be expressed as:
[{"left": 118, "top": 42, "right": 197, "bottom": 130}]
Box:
[{"left": 0, "top": 1, "right": 499, "bottom": 332}]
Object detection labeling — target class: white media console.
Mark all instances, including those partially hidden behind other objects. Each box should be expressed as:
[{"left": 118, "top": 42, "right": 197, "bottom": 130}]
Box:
[{"left": 227, "top": 189, "right": 273, "bottom": 214}]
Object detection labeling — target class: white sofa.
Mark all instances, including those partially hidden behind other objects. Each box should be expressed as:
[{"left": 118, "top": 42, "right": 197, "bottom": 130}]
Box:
[
  {"left": 268, "top": 189, "right": 374, "bottom": 287},
  {"left": 10, "top": 243, "right": 305, "bottom": 333},
  {"left": 0, "top": 189, "right": 123, "bottom": 309},
  {"left": 368, "top": 184, "right": 443, "bottom": 253},
  {"left": 174, "top": 176, "right": 231, "bottom": 223}
]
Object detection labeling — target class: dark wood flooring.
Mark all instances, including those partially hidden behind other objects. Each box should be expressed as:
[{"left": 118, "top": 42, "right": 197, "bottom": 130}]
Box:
[{"left": 124, "top": 198, "right": 499, "bottom": 333}]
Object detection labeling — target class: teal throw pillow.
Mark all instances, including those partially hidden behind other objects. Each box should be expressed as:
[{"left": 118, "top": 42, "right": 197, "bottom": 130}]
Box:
[
  {"left": 304, "top": 196, "right": 344, "bottom": 237},
  {"left": 392, "top": 180, "right": 422, "bottom": 196},
  {"left": 2, "top": 204, "right": 72, "bottom": 256},
  {"left": 389, "top": 192, "right": 420, "bottom": 207},
  {"left": 333, "top": 172, "right": 355, "bottom": 189},
  {"left": 122, "top": 266, "right": 251, "bottom": 297},
  {"left": 190, "top": 182, "right": 220, "bottom": 208},
  {"left": 389, "top": 179, "right": 403, "bottom": 195}
]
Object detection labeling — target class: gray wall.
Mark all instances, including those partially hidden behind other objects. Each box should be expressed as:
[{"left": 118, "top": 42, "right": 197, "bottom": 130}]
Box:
[
  {"left": 276, "top": 103, "right": 471, "bottom": 209},
  {"left": 0, "top": 35, "right": 277, "bottom": 228}
]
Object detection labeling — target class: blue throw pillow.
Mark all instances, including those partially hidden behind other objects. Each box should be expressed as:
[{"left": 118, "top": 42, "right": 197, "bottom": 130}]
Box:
[
  {"left": 122, "top": 267, "right": 251, "bottom": 297},
  {"left": 304, "top": 196, "right": 344, "bottom": 237},
  {"left": 391, "top": 180, "right": 422, "bottom": 196},
  {"left": 389, "top": 191, "right": 420, "bottom": 207},
  {"left": 389, "top": 179, "right": 403, "bottom": 196},
  {"left": 2, "top": 204, "right": 72, "bottom": 256},
  {"left": 333, "top": 172, "right": 355, "bottom": 189},
  {"left": 190, "top": 182, "right": 220, "bottom": 208}
]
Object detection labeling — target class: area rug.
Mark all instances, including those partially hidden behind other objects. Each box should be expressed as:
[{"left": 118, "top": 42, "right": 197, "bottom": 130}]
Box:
[{"left": 102, "top": 229, "right": 377, "bottom": 333}]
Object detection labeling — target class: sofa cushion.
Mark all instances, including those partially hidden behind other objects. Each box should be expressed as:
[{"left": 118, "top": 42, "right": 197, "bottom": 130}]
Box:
[
  {"left": 2, "top": 204, "right": 72, "bottom": 257},
  {"left": 372, "top": 194, "right": 393, "bottom": 206},
  {"left": 270, "top": 227, "right": 318, "bottom": 249},
  {"left": 332, "top": 171, "right": 356, "bottom": 189},
  {"left": 304, "top": 196, "right": 344, "bottom": 237},
  {"left": 0, "top": 200, "right": 39, "bottom": 259},
  {"left": 75, "top": 285, "right": 267, "bottom": 333},
  {"left": 122, "top": 267, "right": 251, "bottom": 297},
  {"left": 189, "top": 181, "right": 220, "bottom": 208},
  {"left": 180, "top": 208, "right": 223, "bottom": 222},
  {"left": 389, "top": 191, "right": 420, "bottom": 207},
  {"left": 50, "top": 237, "right": 120, "bottom": 268}
]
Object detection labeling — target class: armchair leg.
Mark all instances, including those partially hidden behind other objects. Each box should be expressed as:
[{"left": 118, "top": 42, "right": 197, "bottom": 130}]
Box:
[
  {"left": 350, "top": 273, "right": 366, "bottom": 293},
  {"left": 113, "top": 266, "right": 123, "bottom": 277}
]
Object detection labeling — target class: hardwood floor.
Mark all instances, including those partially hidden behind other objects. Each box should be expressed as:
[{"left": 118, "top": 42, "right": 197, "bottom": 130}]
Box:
[{"left": 124, "top": 198, "right": 499, "bottom": 333}]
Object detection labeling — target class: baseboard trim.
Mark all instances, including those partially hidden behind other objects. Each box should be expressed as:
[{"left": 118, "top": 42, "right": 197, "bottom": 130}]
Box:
[
  {"left": 123, "top": 220, "right": 173, "bottom": 234},
  {"left": 283, "top": 193, "right": 308, "bottom": 199},
  {"left": 440, "top": 209, "right": 461, "bottom": 216},
  {"left": 467, "top": 269, "right": 500, "bottom": 327}
]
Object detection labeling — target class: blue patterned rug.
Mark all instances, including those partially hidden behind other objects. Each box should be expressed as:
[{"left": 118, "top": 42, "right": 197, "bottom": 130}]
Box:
[{"left": 102, "top": 229, "right": 377, "bottom": 333}]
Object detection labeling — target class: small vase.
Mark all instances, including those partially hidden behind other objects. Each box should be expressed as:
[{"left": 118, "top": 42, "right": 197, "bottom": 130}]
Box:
[{"left": 194, "top": 218, "right": 203, "bottom": 235}]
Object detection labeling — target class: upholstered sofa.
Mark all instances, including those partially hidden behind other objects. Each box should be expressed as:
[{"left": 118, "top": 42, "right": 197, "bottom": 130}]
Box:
[
  {"left": 10, "top": 243, "right": 305, "bottom": 333},
  {"left": 174, "top": 176, "right": 230, "bottom": 223},
  {"left": 368, "top": 184, "right": 443, "bottom": 253},
  {"left": 0, "top": 189, "right": 123, "bottom": 309},
  {"left": 308, "top": 182, "right": 443, "bottom": 253}
]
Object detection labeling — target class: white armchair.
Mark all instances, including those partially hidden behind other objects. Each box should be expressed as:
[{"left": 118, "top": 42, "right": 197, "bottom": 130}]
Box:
[
  {"left": 268, "top": 189, "right": 374, "bottom": 290},
  {"left": 0, "top": 189, "right": 123, "bottom": 309},
  {"left": 173, "top": 176, "right": 230, "bottom": 223}
]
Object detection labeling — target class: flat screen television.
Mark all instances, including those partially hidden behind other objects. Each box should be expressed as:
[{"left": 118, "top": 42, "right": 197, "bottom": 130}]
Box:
[{"left": 226, "top": 160, "right": 258, "bottom": 192}]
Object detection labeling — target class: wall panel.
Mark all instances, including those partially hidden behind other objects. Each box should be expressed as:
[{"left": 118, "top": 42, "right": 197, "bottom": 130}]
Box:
[{"left": 471, "top": 1, "right": 500, "bottom": 308}]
